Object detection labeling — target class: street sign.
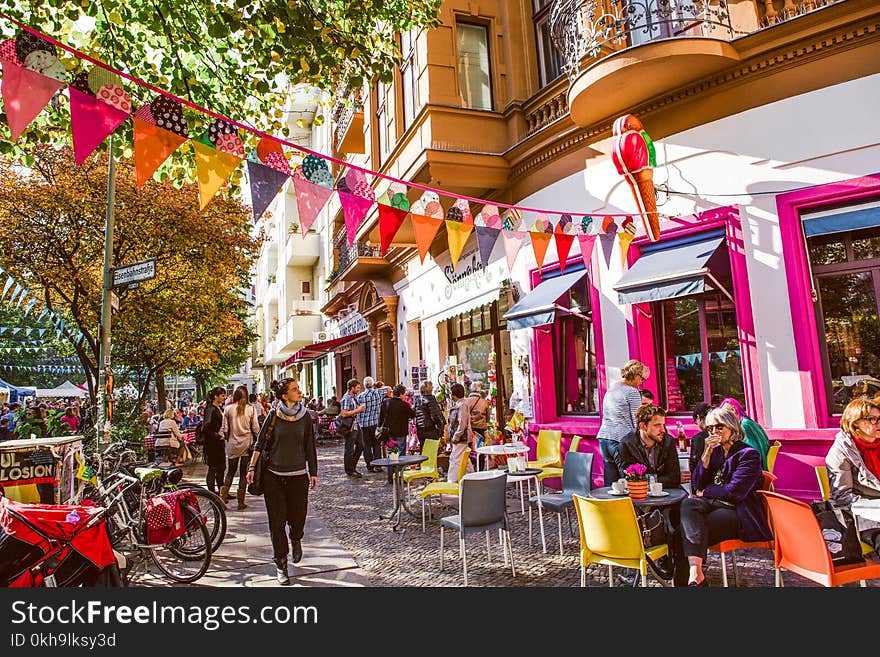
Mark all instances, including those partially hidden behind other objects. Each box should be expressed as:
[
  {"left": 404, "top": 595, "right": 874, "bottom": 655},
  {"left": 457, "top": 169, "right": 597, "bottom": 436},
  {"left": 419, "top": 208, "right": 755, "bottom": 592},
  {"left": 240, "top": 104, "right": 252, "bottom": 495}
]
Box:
[
  {"left": 112, "top": 258, "right": 156, "bottom": 288},
  {"left": 110, "top": 291, "right": 120, "bottom": 313}
]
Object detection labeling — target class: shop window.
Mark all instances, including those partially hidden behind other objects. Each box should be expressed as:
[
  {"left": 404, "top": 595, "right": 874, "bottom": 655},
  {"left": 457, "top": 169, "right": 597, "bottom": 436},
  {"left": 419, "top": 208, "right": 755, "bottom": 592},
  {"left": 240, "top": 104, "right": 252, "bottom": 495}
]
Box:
[
  {"left": 807, "top": 225, "right": 880, "bottom": 413},
  {"left": 656, "top": 293, "right": 744, "bottom": 414},
  {"left": 400, "top": 29, "right": 419, "bottom": 130},
  {"left": 456, "top": 22, "right": 492, "bottom": 110},
  {"left": 552, "top": 277, "right": 598, "bottom": 415}
]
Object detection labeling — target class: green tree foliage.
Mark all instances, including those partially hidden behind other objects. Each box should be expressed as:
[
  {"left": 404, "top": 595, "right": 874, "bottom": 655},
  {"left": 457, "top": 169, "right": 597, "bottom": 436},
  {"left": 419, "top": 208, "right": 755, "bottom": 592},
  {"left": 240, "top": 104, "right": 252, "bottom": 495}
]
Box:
[{"left": 0, "top": 306, "right": 78, "bottom": 388}]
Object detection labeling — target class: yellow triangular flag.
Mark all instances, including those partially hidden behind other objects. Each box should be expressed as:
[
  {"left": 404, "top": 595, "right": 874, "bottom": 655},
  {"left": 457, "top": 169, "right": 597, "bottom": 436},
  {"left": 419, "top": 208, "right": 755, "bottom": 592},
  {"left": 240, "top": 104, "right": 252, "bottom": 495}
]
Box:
[
  {"left": 192, "top": 140, "right": 243, "bottom": 209},
  {"left": 446, "top": 221, "right": 474, "bottom": 269},
  {"left": 619, "top": 231, "right": 636, "bottom": 267}
]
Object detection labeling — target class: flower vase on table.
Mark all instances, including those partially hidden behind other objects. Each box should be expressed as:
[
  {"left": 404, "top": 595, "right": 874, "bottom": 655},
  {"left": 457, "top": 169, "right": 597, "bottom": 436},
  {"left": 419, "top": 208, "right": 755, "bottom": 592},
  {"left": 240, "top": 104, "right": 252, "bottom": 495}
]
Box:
[
  {"left": 624, "top": 463, "right": 648, "bottom": 500},
  {"left": 387, "top": 440, "right": 400, "bottom": 461}
]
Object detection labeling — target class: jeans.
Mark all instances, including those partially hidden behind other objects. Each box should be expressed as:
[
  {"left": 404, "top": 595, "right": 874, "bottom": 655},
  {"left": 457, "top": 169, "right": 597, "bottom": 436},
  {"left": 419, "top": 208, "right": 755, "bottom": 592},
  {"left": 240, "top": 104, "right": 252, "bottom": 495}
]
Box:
[
  {"left": 224, "top": 455, "right": 249, "bottom": 492},
  {"left": 361, "top": 425, "right": 381, "bottom": 467},
  {"left": 598, "top": 439, "right": 622, "bottom": 487},
  {"left": 263, "top": 471, "right": 309, "bottom": 564},
  {"left": 343, "top": 428, "right": 364, "bottom": 474},
  {"left": 679, "top": 497, "right": 740, "bottom": 561}
]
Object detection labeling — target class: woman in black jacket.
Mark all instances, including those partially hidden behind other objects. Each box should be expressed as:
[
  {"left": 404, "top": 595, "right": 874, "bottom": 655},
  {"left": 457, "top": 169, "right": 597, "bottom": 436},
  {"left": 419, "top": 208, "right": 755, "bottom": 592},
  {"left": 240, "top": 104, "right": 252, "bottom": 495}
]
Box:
[
  {"left": 202, "top": 387, "right": 228, "bottom": 498},
  {"left": 414, "top": 381, "right": 446, "bottom": 451},
  {"left": 379, "top": 385, "right": 416, "bottom": 483},
  {"left": 246, "top": 377, "right": 318, "bottom": 586}
]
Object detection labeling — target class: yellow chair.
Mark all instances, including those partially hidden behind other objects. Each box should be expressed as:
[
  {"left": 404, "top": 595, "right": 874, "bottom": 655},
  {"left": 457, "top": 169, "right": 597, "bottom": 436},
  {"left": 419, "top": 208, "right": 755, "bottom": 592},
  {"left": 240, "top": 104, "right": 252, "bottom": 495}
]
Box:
[
  {"left": 766, "top": 440, "right": 782, "bottom": 489},
  {"left": 403, "top": 438, "right": 440, "bottom": 499},
  {"left": 815, "top": 465, "right": 873, "bottom": 557},
  {"left": 572, "top": 494, "right": 668, "bottom": 587},
  {"left": 421, "top": 448, "right": 471, "bottom": 532},
  {"left": 537, "top": 435, "right": 584, "bottom": 489},
  {"left": 528, "top": 429, "right": 562, "bottom": 471}
]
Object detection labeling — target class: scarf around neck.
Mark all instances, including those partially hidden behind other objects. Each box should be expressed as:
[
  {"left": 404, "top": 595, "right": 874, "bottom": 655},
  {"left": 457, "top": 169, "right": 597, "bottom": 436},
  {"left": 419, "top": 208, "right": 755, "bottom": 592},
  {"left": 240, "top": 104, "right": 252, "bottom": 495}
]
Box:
[
  {"left": 854, "top": 433, "right": 880, "bottom": 481},
  {"left": 276, "top": 400, "right": 307, "bottom": 422}
]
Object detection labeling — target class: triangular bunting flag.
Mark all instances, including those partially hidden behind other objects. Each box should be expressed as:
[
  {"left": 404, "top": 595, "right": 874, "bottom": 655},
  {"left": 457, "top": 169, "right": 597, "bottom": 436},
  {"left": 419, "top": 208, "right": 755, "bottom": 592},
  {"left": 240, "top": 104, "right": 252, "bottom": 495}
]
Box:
[
  {"left": 292, "top": 174, "right": 333, "bottom": 235},
  {"left": 501, "top": 230, "right": 525, "bottom": 272},
  {"left": 378, "top": 203, "right": 409, "bottom": 256},
  {"left": 133, "top": 117, "right": 188, "bottom": 187},
  {"left": 619, "top": 231, "right": 636, "bottom": 267},
  {"left": 68, "top": 88, "right": 130, "bottom": 165},
  {"left": 1, "top": 61, "right": 65, "bottom": 141},
  {"left": 192, "top": 140, "right": 242, "bottom": 209},
  {"left": 475, "top": 226, "right": 501, "bottom": 270},
  {"left": 339, "top": 190, "right": 375, "bottom": 247},
  {"left": 9, "top": 284, "right": 23, "bottom": 306},
  {"left": 1, "top": 276, "right": 13, "bottom": 301},
  {"left": 446, "top": 221, "right": 474, "bottom": 269},
  {"left": 247, "top": 159, "right": 290, "bottom": 222},
  {"left": 22, "top": 298, "right": 36, "bottom": 316},
  {"left": 554, "top": 227, "right": 575, "bottom": 273},
  {"left": 411, "top": 213, "right": 444, "bottom": 263},
  {"left": 576, "top": 234, "right": 597, "bottom": 269},
  {"left": 598, "top": 233, "right": 617, "bottom": 270},
  {"left": 530, "top": 232, "right": 552, "bottom": 270}
]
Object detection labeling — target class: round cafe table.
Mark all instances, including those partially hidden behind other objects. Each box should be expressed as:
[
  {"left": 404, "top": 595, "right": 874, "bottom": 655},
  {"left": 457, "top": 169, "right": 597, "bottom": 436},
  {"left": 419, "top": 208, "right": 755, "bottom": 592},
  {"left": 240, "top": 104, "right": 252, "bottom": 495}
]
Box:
[
  {"left": 475, "top": 442, "right": 529, "bottom": 472},
  {"left": 371, "top": 454, "right": 428, "bottom": 531}
]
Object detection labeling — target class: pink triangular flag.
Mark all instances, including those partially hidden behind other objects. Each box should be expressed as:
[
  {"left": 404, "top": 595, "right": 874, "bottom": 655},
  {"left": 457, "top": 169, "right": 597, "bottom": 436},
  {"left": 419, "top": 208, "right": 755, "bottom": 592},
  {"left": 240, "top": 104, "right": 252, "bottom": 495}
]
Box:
[
  {"left": 577, "top": 234, "right": 597, "bottom": 269},
  {"left": 69, "top": 88, "right": 130, "bottom": 165},
  {"left": 292, "top": 173, "right": 333, "bottom": 234},
  {"left": 501, "top": 230, "right": 525, "bottom": 272},
  {"left": 339, "top": 190, "right": 374, "bottom": 246},
  {"left": 1, "top": 61, "right": 64, "bottom": 140}
]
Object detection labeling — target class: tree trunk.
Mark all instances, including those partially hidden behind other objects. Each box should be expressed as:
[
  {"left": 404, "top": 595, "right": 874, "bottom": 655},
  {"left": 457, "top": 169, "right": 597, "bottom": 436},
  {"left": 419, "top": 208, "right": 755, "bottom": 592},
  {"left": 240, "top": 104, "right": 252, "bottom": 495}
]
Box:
[
  {"left": 194, "top": 373, "right": 206, "bottom": 402},
  {"left": 156, "top": 366, "right": 167, "bottom": 411}
]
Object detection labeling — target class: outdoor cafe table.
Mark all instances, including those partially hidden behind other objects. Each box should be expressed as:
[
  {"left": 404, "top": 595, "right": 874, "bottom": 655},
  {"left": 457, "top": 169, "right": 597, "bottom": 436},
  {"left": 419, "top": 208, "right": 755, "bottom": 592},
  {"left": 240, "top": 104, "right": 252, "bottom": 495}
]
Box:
[
  {"left": 501, "top": 466, "right": 547, "bottom": 554},
  {"left": 475, "top": 442, "right": 529, "bottom": 472},
  {"left": 852, "top": 499, "right": 880, "bottom": 539},
  {"left": 371, "top": 454, "right": 428, "bottom": 531}
]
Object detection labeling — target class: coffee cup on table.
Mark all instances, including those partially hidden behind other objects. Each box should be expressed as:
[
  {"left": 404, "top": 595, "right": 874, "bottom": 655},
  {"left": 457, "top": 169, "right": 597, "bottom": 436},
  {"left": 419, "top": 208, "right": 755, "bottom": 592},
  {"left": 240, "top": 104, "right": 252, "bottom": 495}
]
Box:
[
  {"left": 611, "top": 481, "right": 624, "bottom": 494},
  {"left": 650, "top": 482, "right": 663, "bottom": 495}
]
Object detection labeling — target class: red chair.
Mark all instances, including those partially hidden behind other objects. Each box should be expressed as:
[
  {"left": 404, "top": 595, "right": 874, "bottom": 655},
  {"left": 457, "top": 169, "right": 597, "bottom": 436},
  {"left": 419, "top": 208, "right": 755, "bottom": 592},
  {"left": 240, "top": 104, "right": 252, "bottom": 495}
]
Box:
[
  {"left": 759, "top": 490, "right": 880, "bottom": 587},
  {"left": 708, "top": 470, "right": 776, "bottom": 587}
]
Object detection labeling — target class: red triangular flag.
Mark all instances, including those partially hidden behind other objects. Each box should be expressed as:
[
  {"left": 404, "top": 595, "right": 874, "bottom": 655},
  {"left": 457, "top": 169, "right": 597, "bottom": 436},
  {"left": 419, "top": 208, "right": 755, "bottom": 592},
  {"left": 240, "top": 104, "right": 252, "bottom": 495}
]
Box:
[
  {"left": 69, "top": 88, "right": 130, "bottom": 165},
  {"left": 133, "top": 116, "right": 188, "bottom": 187},
  {"left": 292, "top": 174, "right": 333, "bottom": 234},
  {"left": 554, "top": 229, "right": 575, "bottom": 273},
  {"left": 411, "top": 213, "right": 444, "bottom": 263},
  {"left": 1, "top": 61, "right": 64, "bottom": 140},
  {"left": 379, "top": 203, "right": 409, "bottom": 256}
]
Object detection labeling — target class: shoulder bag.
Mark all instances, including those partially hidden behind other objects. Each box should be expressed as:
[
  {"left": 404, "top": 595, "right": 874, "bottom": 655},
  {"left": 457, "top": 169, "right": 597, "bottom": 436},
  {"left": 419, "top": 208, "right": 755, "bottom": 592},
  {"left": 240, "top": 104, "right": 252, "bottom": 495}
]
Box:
[
  {"left": 638, "top": 508, "right": 667, "bottom": 549},
  {"left": 810, "top": 500, "right": 865, "bottom": 566},
  {"left": 247, "top": 412, "right": 278, "bottom": 497}
]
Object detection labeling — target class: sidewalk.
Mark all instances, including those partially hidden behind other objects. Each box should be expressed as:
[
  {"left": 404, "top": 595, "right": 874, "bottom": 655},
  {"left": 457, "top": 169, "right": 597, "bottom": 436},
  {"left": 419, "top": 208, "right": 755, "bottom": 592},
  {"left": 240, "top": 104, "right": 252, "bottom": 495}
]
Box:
[{"left": 136, "top": 458, "right": 372, "bottom": 588}]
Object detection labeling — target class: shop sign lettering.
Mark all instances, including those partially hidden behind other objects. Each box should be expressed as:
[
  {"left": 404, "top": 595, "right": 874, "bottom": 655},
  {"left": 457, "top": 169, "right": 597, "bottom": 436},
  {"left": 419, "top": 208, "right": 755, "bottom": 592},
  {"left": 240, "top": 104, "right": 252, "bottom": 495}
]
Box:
[{"left": 0, "top": 451, "right": 56, "bottom": 483}]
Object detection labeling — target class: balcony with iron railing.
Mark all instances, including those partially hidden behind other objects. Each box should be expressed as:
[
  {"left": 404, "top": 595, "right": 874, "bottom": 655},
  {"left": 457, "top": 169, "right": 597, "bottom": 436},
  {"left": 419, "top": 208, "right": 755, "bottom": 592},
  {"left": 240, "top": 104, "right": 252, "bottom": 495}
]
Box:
[
  {"left": 331, "top": 82, "right": 365, "bottom": 155},
  {"left": 549, "top": 0, "right": 844, "bottom": 126},
  {"left": 327, "top": 226, "right": 386, "bottom": 284}
]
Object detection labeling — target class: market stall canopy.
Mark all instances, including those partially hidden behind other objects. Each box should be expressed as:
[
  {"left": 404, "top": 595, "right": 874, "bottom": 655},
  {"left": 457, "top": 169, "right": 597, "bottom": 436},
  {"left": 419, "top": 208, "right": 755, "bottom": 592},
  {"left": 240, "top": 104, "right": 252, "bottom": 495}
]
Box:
[
  {"left": 613, "top": 230, "right": 729, "bottom": 305},
  {"left": 35, "top": 380, "right": 88, "bottom": 398},
  {"left": 801, "top": 200, "right": 880, "bottom": 237},
  {"left": 0, "top": 377, "right": 35, "bottom": 402},
  {"left": 502, "top": 269, "right": 587, "bottom": 330},
  {"left": 281, "top": 331, "right": 368, "bottom": 368}
]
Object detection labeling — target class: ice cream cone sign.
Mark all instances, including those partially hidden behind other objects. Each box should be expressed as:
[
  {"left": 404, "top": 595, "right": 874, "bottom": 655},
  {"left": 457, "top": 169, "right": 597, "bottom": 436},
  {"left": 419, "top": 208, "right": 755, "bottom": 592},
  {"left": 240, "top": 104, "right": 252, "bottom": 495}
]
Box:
[{"left": 611, "top": 114, "right": 660, "bottom": 242}]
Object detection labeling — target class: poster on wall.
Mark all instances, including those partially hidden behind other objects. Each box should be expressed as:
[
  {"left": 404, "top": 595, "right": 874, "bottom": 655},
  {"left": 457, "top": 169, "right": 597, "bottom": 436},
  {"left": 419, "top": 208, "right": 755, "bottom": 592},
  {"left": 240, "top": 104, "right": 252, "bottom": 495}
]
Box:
[{"left": 0, "top": 448, "right": 57, "bottom": 503}]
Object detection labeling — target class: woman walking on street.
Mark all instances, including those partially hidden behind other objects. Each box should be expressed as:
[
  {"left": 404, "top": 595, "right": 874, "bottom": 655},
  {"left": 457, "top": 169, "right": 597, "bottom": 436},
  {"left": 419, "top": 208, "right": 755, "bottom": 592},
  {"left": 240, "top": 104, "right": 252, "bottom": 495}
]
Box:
[
  {"left": 222, "top": 385, "right": 260, "bottom": 509},
  {"left": 203, "top": 387, "right": 228, "bottom": 500},
  {"left": 246, "top": 377, "right": 318, "bottom": 586}
]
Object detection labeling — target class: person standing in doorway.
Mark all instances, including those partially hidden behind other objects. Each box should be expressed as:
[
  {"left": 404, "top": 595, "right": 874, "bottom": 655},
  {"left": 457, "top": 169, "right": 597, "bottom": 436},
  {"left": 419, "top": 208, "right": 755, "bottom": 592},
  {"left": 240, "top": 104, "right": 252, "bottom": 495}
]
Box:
[
  {"left": 203, "top": 387, "right": 228, "bottom": 499},
  {"left": 339, "top": 378, "right": 366, "bottom": 477},
  {"left": 246, "top": 377, "right": 318, "bottom": 585},
  {"left": 595, "top": 359, "right": 650, "bottom": 486},
  {"left": 357, "top": 377, "right": 387, "bottom": 473}
]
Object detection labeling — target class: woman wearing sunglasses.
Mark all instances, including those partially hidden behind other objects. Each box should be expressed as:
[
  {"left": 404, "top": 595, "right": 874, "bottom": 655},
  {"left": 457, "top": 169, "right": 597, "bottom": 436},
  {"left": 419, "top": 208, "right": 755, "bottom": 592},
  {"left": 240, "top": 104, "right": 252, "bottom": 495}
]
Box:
[
  {"left": 825, "top": 398, "right": 880, "bottom": 556},
  {"left": 678, "top": 406, "right": 772, "bottom": 586}
]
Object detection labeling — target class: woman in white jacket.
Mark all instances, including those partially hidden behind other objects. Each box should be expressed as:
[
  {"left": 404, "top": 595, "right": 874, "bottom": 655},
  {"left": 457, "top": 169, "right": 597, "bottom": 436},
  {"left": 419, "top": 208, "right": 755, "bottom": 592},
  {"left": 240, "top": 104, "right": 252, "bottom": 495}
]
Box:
[
  {"left": 222, "top": 385, "right": 260, "bottom": 509},
  {"left": 155, "top": 409, "right": 184, "bottom": 465}
]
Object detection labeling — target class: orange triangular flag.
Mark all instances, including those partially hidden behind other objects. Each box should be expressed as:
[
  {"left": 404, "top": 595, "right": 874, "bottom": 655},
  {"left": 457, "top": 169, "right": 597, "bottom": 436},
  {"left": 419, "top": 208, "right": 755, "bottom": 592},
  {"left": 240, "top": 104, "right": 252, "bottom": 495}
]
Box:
[
  {"left": 531, "top": 232, "right": 552, "bottom": 270},
  {"left": 192, "top": 140, "right": 242, "bottom": 209},
  {"left": 446, "top": 221, "right": 474, "bottom": 269},
  {"left": 133, "top": 117, "right": 188, "bottom": 187},
  {"left": 411, "top": 213, "right": 444, "bottom": 263},
  {"left": 619, "top": 232, "right": 636, "bottom": 267}
]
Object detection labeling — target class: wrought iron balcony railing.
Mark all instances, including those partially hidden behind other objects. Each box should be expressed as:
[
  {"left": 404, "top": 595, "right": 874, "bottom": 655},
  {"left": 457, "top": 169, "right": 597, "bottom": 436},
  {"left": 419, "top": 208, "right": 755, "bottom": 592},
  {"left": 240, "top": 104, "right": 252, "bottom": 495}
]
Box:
[
  {"left": 550, "top": 0, "right": 737, "bottom": 80},
  {"left": 331, "top": 81, "right": 363, "bottom": 150},
  {"left": 327, "top": 228, "right": 382, "bottom": 284}
]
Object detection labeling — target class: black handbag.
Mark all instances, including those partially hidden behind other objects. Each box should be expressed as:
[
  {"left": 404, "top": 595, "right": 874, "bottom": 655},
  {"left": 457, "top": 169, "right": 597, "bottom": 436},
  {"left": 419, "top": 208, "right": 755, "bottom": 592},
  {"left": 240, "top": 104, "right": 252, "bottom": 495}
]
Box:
[
  {"left": 810, "top": 500, "right": 865, "bottom": 566},
  {"left": 376, "top": 424, "right": 390, "bottom": 442},
  {"left": 638, "top": 509, "right": 668, "bottom": 549},
  {"left": 247, "top": 413, "right": 276, "bottom": 497}
]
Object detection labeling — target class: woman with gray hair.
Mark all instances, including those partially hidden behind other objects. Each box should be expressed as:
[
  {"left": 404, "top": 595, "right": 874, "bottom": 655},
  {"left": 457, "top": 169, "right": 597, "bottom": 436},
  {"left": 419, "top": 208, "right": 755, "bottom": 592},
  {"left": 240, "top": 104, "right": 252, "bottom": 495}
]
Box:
[
  {"left": 595, "top": 359, "right": 650, "bottom": 485},
  {"left": 678, "top": 406, "right": 771, "bottom": 586}
]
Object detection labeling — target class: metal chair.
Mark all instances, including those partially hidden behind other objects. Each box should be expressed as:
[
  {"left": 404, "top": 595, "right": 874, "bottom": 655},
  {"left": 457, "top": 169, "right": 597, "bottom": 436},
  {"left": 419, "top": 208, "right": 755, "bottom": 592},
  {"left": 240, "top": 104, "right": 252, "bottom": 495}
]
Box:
[
  {"left": 528, "top": 451, "right": 593, "bottom": 555},
  {"left": 439, "top": 470, "right": 515, "bottom": 586},
  {"left": 421, "top": 447, "right": 471, "bottom": 532}
]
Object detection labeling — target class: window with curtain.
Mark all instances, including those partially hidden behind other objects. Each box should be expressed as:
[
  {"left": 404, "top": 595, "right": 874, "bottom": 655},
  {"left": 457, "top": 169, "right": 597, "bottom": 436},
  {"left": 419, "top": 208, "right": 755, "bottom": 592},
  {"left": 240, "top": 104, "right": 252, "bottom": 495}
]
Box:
[
  {"left": 552, "top": 277, "right": 598, "bottom": 415},
  {"left": 400, "top": 29, "right": 419, "bottom": 129},
  {"left": 456, "top": 22, "right": 492, "bottom": 111},
  {"left": 807, "top": 225, "right": 880, "bottom": 413},
  {"left": 655, "top": 293, "right": 744, "bottom": 414},
  {"left": 533, "top": 0, "right": 562, "bottom": 86}
]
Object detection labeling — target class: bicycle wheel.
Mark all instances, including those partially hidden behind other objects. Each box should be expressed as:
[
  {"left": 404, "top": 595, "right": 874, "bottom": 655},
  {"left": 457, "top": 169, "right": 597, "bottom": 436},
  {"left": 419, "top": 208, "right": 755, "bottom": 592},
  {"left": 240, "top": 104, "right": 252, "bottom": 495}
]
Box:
[
  {"left": 178, "top": 485, "right": 227, "bottom": 553},
  {"left": 150, "top": 504, "right": 211, "bottom": 583}
]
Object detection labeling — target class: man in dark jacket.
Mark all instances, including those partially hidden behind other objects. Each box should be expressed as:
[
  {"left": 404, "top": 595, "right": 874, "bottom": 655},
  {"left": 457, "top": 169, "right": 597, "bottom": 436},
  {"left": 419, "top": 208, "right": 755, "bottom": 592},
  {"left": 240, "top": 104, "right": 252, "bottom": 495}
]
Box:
[
  {"left": 414, "top": 381, "right": 445, "bottom": 451},
  {"left": 379, "top": 385, "right": 415, "bottom": 483}
]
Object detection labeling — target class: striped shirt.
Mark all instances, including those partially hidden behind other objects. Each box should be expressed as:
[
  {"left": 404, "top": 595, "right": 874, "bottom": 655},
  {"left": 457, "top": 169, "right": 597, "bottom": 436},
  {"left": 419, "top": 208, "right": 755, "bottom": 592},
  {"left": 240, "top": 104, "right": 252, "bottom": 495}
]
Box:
[{"left": 596, "top": 383, "right": 643, "bottom": 443}]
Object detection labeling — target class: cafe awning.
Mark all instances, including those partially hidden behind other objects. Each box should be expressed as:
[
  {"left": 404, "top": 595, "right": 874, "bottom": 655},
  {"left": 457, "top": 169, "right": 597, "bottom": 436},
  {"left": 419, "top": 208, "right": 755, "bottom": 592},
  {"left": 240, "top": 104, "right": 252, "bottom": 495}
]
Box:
[
  {"left": 613, "top": 231, "right": 727, "bottom": 305},
  {"left": 502, "top": 269, "right": 587, "bottom": 330},
  {"left": 281, "top": 331, "right": 368, "bottom": 368}
]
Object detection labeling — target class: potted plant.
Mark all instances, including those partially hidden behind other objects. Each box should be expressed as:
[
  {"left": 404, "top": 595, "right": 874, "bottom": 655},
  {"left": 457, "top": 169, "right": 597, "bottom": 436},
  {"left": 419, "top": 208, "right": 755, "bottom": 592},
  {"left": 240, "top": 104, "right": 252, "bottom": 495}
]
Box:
[
  {"left": 386, "top": 439, "right": 400, "bottom": 461},
  {"left": 288, "top": 221, "right": 300, "bottom": 233},
  {"left": 623, "top": 463, "right": 649, "bottom": 500}
]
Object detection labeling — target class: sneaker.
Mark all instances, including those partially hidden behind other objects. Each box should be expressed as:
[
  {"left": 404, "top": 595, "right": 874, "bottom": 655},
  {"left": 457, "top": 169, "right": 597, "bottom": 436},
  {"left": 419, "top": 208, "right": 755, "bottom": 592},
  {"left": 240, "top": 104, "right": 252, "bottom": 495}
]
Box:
[
  {"left": 274, "top": 559, "right": 289, "bottom": 586},
  {"left": 292, "top": 540, "right": 303, "bottom": 564}
]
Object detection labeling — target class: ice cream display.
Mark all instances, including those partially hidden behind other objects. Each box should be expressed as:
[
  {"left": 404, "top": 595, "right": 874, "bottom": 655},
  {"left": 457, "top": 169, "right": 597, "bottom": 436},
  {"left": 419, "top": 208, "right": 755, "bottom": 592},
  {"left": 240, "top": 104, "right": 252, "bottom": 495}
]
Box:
[{"left": 611, "top": 114, "right": 660, "bottom": 242}]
